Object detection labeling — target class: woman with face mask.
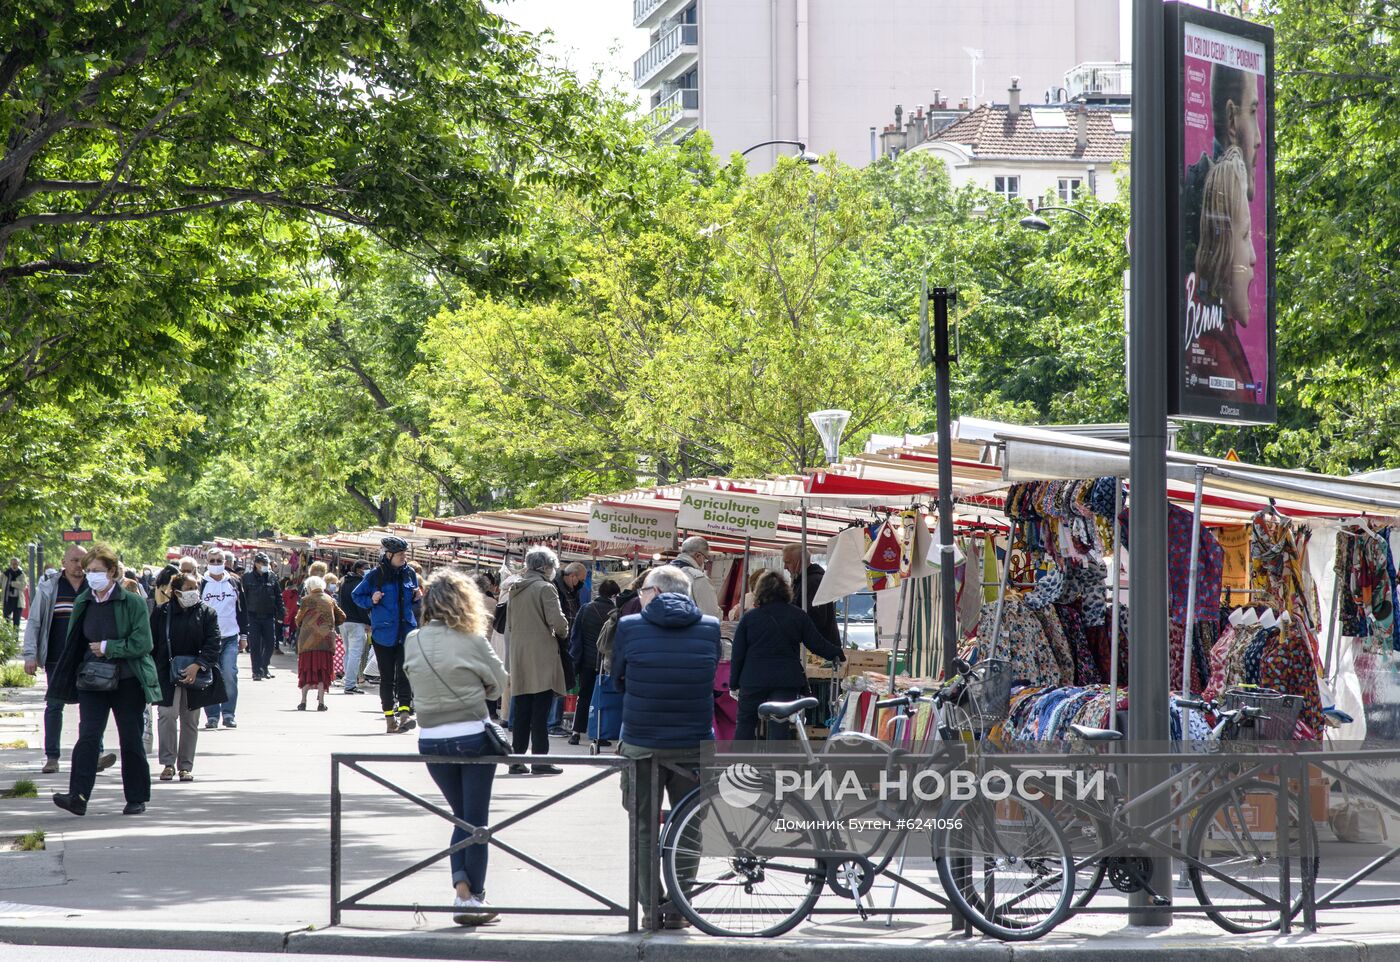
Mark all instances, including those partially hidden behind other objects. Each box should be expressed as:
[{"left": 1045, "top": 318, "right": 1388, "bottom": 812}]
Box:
[
  {"left": 47, "top": 543, "right": 163, "bottom": 816},
  {"left": 151, "top": 573, "right": 226, "bottom": 782}
]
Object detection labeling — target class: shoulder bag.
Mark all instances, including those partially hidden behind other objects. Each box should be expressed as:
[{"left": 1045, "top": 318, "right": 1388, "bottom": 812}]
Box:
[
  {"left": 168, "top": 606, "right": 214, "bottom": 690},
  {"left": 76, "top": 655, "right": 120, "bottom": 692},
  {"left": 410, "top": 632, "right": 511, "bottom": 757}
]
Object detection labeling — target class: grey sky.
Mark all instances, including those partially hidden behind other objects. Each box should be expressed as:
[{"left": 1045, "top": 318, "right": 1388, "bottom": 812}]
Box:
[{"left": 489, "top": 1, "right": 645, "bottom": 106}]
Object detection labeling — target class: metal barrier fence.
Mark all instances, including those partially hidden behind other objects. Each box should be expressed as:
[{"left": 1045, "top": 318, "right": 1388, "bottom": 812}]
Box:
[
  {"left": 329, "top": 744, "right": 1400, "bottom": 937},
  {"left": 330, "top": 752, "right": 645, "bottom": 929}
]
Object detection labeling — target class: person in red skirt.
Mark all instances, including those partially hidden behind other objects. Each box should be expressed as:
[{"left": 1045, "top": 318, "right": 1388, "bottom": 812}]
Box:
[{"left": 294, "top": 576, "right": 344, "bottom": 712}]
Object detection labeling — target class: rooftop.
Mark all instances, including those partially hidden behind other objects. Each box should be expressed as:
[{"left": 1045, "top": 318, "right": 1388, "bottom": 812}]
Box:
[{"left": 930, "top": 103, "right": 1130, "bottom": 163}]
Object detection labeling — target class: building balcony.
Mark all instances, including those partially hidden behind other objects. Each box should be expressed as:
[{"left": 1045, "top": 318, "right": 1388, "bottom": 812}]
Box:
[
  {"left": 634, "top": 22, "right": 698, "bottom": 88},
  {"left": 634, "top": 0, "right": 687, "bottom": 29},
  {"left": 1065, "top": 62, "right": 1132, "bottom": 100},
  {"left": 647, "top": 88, "right": 699, "bottom": 138}
]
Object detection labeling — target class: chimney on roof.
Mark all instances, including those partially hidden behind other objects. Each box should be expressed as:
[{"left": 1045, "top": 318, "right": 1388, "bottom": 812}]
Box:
[
  {"left": 1075, "top": 101, "right": 1089, "bottom": 150},
  {"left": 1008, "top": 76, "right": 1021, "bottom": 115},
  {"left": 933, "top": 88, "right": 943, "bottom": 109},
  {"left": 959, "top": 97, "right": 968, "bottom": 110}
]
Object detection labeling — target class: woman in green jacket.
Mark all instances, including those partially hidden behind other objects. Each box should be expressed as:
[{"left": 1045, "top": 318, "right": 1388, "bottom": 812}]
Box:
[{"left": 48, "top": 543, "right": 161, "bottom": 816}]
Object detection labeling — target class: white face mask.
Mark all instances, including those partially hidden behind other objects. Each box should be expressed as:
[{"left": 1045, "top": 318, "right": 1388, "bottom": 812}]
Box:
[
  {"left": 207, "top": 563, "right": 225, "bottom": 576},
  {"left": 85, "top": 571, "right": 111, "bottom": 593},
  {"left": 178, "top": 590, "right": 201, "bottom": 608},
  {"left": 256, "top": 564, "right": 267, "bottom": 573}
]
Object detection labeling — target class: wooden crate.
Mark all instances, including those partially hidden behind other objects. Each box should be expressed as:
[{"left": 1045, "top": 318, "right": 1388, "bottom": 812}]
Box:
[{"left": 844, "top": 649, "right": 894, "bottom": 673}]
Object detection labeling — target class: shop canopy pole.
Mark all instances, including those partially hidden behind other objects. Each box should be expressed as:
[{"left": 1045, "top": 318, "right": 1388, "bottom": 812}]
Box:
[
  {"left": 989, "top": 519, "right": 1015, "bottom": 658},
  {"left": 740, "top": 534, "right": 752, "bottom": 618},
  {"left": 1180, "top": 467, "right": 1207, "bottom": 714},
  {"left": 800, "top": 501, "right": 810, "bottom": 613},
  {"left": 890, "top": 576, "right": 911, "bottom": 695},
  {"left": 1324, "top": 549, "right": 1343, "bottom": 679},
  {"left": 1108, "top": 480, "right": 1124, "bottom": 732}
]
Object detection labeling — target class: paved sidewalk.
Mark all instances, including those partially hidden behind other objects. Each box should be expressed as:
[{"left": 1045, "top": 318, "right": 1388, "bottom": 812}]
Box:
[{"left": 5, "top": 652, "right": 1400, "bottom": 959}]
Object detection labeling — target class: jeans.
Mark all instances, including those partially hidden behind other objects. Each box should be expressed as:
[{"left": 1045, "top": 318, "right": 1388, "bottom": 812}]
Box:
[
  {"left": 511, "top": 692, "right": 552, "bottom": 755},
  {"left": 204, "top": 635, "right": 240, "bottom": 723},
  {"left": 373, "top": 642, "right": 412, "bottom": 715},
  {"left": 158, "top": 685, "right": 201, "bottom": 772},
  {"left": 341, "top": 623, "right": 369, "bottom": 687},
  {"left": 572, "top": 666, "right": 598, "bottom": 735},
  {"left": 247, "top": 616, "right": 277, "bottom": 677},
  {"left": 419, "top": 732, "right": 497, "bottom": 894},
  {"left": 734, "top": 688, "right": 802, "bottom": 743},
  {"left": 548, "top": 695, "right": 564, "bottom": 730},
  {"left": 618, "top": 742, "right": 707, "bottom": 910},
  {"left": 70, "top": 677, "right": 150, "bottom": 804}
]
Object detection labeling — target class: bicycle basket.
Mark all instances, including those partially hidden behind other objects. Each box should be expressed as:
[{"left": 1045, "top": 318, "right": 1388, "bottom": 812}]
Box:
[
  {"left": 1221, "top": 687, "right": 1303, "bottom": 741},
  {"left": 958, "top": 658, "right": 1012, "bottom": 728}
]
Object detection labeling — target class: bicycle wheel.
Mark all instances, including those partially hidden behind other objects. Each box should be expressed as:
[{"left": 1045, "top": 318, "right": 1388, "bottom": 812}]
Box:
[
  {"left": 1055, "top": 801, "right": 1110, "bottom": 909},
  {"left": 660, "top": 781, "right": 826, "bottom": 937},
  {"left": 935, "top": 794, "right": 1075, "bottom": 941},
  {"left": 1186, "top": 778, "right": 1319, "bottom": 934}
]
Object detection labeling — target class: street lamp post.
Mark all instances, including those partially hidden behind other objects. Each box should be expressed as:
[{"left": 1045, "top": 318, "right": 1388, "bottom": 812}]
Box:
[{"left": 738, "top": 139, "right": 820, "bottom": 164}]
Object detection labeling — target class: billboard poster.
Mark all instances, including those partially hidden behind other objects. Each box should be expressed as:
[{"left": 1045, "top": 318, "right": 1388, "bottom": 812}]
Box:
[{"left": 1168, "top": 5, "right": 1275, "bottom": 424}]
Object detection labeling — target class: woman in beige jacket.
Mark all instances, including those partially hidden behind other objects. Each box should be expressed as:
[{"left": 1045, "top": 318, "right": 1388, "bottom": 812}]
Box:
[
  {"left": 403, "top": 568, "right": 508, "bottom": 927},
  {"left": 504, "top": 546, "right": 568, "bottom": 771}
]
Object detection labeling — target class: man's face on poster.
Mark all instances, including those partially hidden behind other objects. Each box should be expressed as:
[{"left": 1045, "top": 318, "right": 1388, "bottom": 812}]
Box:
[{"left": 1226, "top": 77, "right": 1261, "bottom": 201}]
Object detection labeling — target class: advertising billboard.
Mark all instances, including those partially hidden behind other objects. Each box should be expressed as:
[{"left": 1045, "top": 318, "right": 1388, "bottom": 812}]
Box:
[{"left": 1168, "top": 4, "right": 1275, "bottom": 423}]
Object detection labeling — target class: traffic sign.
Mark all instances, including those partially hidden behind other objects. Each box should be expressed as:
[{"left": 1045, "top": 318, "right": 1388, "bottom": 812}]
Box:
[{"left": 62, "top": 530, "right": 94, "bottom": 543}]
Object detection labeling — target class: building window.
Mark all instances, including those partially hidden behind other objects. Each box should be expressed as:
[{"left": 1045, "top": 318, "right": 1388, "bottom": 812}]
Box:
[
  {"left": 1058, "top": 177, "right": 1083, "bottom": 202},
  {"left": 994, "top": 176, "right": 1020, "bottom": 200}
]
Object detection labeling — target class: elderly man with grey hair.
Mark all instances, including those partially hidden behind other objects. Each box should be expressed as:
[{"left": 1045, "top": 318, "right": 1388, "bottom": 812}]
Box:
[
  {"left": 669, "top": 536, "right": 721, "bottom": 620},
  {"left": 504, "top": 546, "right": 570, "bottom": 774},
  {"left": 612, "top": 563, "right": 722, "bottom": 926}
]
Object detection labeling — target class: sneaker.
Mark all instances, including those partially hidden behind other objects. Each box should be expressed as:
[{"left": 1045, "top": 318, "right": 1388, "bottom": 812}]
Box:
[
  {"left": 396, "top": 716, "right": 416, "bottom": 733},
  {"left": 222, "top": 718, "right": 237, "bottom": 729},
  {"left": 547, "top": 726, "right": 569, "bottom": 737},
  {"left": 205, "top": 718, "right": 219, "bottom": 730},
  {"left": 531, "top": 764, "right": 563, "bottom": 775},
  {"left": 159, "top": 766, "right": 175, "bottom": 781},
  {"left": 41, "top": 758, "right": 59, "bottom": 774},
  {"left": 343, "top": 686, "right": 361, "bottom": 694},
  {"left": 97, "top": 752, "right": 117, "bottom": 771},
  {"left": 263, "top": 672, "right": 276, "bottom": 679},
  {"left": 452, "top": 894, "right": 498, "bottom": 926},
  {"left": 251, "top": 674, "right": 263, "bottom": 682}
]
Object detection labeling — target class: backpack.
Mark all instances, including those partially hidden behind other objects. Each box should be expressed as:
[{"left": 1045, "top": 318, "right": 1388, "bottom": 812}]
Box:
[{"left": 595, "top": 609, "right": 622, "bottom": 676}]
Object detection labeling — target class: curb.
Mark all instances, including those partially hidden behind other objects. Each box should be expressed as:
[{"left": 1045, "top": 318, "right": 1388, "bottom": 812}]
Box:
[{"left": 0, "top": 922, "right": 1396, "bottom": 960}]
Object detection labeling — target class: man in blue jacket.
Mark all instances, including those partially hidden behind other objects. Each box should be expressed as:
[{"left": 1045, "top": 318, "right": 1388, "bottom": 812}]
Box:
[
  {"left": 351, "top": 536, "right": 422, "bottom": 734},
  {"left": 612, "top": 565, "right": 721, "bottom": 928}
]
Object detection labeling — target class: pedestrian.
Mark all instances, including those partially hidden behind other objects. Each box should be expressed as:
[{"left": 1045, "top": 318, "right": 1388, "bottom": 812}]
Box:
[
  {"left": 2, "top": 556, "right": 27, "bottom": 629},
  {"left": 670, "top": 537, "right": 722, "bottom": 619},
  {"left": 243, "top": 551, "right": 285, "bottom": 682},
  {"left": 474, "top": 573, "right": 504, "bottom": 720},
  {"left": 783, "top": 543, "right": 840, "bottom": 648},
  {"left": 339, "top": 560, "right": 373, "bottom": 694},
  {"left": 403, "top": 568, "right": 508, "bottom": 927},
  {"left": 152, "top": 561, "right": 180, "bottom": 607},
  {"left": 199, "top": 547, "right": 247, "bottom": 730},
  {"left": 730, "top": 570, "right": 844, "bottom": 741},
  {"left": 294, "top": 576, "right": 343, "bottom": 712},
  {"left": 611, "top": 565, "right": 722, "bottom": 927},
  {"left": 48, "top": 544, "right": 162, "bottom": 816},
  {"left": 323, "top": 571, "right": 345, "bottom": 683},
  {"left": 503, "top": 546, "right": 568, "bottom": 774},
  {"left": 567, "top": 579, "right": 619, "bottom": 746},
  {"left": 152, "top": 573, "right": 225, "bottom": 782},
  {"left": 351, "top": 537, "right": 422, "bottom": 733},
  {"left": 21, "top": 546, "right": 116, "bottom": 775},
  {"left": 280, "top": 575, "right": 301, "bottom": 653}
]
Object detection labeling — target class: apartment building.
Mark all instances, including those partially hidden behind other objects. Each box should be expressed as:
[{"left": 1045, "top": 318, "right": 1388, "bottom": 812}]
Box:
[{"left": 633, "top": 0, "right": 1122, "bottom": 170}]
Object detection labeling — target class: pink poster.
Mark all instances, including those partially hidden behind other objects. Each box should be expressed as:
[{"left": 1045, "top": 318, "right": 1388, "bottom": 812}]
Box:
[{"left": 1177, "top": 17, "right": 1273, "bottom": 423}]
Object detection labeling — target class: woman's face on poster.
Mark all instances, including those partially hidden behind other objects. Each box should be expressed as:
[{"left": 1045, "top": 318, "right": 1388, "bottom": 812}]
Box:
[{"left": 1227, "top": 200, "right": 1256, "bottom": 326}]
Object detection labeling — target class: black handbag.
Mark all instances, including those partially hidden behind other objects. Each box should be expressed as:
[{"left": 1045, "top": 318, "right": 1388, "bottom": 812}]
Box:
[
  {"left": 76, "top": 656, "right": 120, "bottom": 692},
  {"left": 167, "top": 608, "right": 214, "bottom": 689}
]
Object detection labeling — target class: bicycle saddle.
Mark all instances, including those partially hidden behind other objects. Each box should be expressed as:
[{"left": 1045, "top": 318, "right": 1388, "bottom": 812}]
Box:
[
  {"left": 1068, "top": 724, "right": 1124, "bottom": 742},
  {"left": 758, "top": 697, "right": 819, "bottom": 720}
]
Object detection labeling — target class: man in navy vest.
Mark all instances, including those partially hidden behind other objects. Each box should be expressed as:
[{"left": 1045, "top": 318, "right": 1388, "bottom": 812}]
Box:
[{"left": 612, "top": 565, "right": 721, "bottom": 928}]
